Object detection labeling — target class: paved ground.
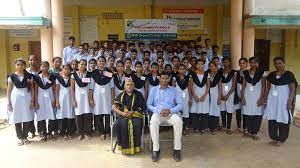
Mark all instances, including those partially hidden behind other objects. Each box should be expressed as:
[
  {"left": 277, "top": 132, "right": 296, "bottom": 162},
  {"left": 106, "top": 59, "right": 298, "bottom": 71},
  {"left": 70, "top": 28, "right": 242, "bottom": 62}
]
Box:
[{"left": 0, "top": 92, "right": 300, "bottom": 168}]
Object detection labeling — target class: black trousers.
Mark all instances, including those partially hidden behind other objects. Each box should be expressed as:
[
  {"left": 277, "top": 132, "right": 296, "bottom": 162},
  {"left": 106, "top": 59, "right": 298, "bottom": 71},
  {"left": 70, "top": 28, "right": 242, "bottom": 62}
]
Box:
[
  {"left": 236, "top": 109, "right": 247, "bottom": 129},
  {"left": 208, "top": 116, "right": 219, "bottom": 131},
  {"left": 29, "top": 120, "right": 36, "bottom": 134},
  {"left": 182, "top": 117, "right": 190, "bottom": 129},
  {"left": 246, "top": 115, "right": 262, "bottom": 135},
  {"left": 199, "top": 113, "right": 209, "bottom": 131},
  {"left": 268, "top": 120, "right": 290, "bottom": 143},
  {"left": 190, "top": 113, "right": 200, "bottom": 130},
  {"left": 37, "top": 120, "right": 56, "bottom": 135},
  {"left": 221, "top": 111, "right": 232, "bottom": 129},
  {"left": 15, "top": 121, "right": 32, "bottom": 139},
  {"left": 76, "top": 113, "right": 93, "bottom": 136},
  {"left": 94, "top": 114, "right": 110, "bottom": 134},
  {"left": 48, "top": 120, "right": 57, "bottom": 134},
  {"left": 58, "top": 118, "right": 76, "bottom": 135}
]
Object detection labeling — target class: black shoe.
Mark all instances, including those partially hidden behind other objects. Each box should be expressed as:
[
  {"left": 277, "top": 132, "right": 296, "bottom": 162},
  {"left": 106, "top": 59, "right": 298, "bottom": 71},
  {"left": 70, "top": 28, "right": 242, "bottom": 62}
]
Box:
[
  {"left": 173, "top": 150, "right": 181, "bottom": 162},
  {"left": 152, "top": 150, "right": 160, "bottom": 162}
]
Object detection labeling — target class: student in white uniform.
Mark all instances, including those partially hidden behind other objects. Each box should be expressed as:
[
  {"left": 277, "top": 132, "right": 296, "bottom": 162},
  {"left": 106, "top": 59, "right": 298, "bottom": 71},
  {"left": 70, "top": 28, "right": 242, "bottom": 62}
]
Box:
[
  {"left": 189, "top": 59, "right": 210, "bottom": 133},
  {"left": 265, "top": 57, "right": 297, "bottom": 146},
  {"left": 131, "top": 61, "right": 147, "bottom": 100},
  {"left": 113, "top": 60, "right": 128, "bottom": 97},
  {"left": 34, "top": 61, "right": 57, "bottom": 141},
  {"left": 26, "top": 54, "right": 40, "bottom": 139},
  {"left": 220, "top": 57, "right": 237, "bottom": 134},
  {"left": 55, "top": 64, "right": 75, "bottom": 140},
  {"left": 107, "top": 56, "right": 116, "bottom": 73},
  {"left": 234, "top": 58, "right": 248, "bottom": 134},
  {"left": 241, "top": 57, "right": 266, "bottom": 140},
  {"left": 208, "top": 62, "right": 223, "bottom": 134},
  {"left": 172, "top": 64, "right": 191, "bottom": 136},
  {"left": 143, "top": 58, "right": 151, "bottom": 75},
  {"left": 88, "top": 58, "right": 97, "bottom": 72},
  {"left": 7, "top": 58, "right": 35, "bottom": 146},
  {"left": 146, "top": 62, "right": 160, "bottom": 94},
  {"left": 71, "top": 59, "right": 93, "bottom": 140},
  {"left": 62, "top": 36, "right": 78, "bottom": 65},
  {"left": 74, "top": 45, "right": 88, "bottom": 61},
  {"left": 90, "top": 56, "right": 114, "bottom": 140},
  {"left": 157, "top": 57, "right": 165, "bottom": 74}
]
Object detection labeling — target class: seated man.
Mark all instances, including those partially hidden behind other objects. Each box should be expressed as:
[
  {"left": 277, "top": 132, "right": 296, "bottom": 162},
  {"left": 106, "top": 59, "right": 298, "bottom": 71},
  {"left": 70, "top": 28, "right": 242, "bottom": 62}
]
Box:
[
  {"left": 112, "top": 79, "right": 147, "bottom": 155},
  {"left": 147, "top": 71, "right": 184, "bottom": 162}
]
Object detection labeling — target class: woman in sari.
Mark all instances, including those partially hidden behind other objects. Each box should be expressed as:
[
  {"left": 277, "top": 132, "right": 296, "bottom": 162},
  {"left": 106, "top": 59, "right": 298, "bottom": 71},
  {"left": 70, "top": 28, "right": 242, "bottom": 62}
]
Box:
[{"left": 112, "top": 79, "right": 147, "bottom": 155}]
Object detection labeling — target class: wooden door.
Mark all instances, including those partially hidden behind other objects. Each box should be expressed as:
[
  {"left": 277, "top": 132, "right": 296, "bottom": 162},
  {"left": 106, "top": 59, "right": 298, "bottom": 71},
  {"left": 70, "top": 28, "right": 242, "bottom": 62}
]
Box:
[
  {"left": 28, "top": 41, "right": 41, "bottom": 66},
  {"left": 254, "top": 39, "right": 270, "bottom": 71}
]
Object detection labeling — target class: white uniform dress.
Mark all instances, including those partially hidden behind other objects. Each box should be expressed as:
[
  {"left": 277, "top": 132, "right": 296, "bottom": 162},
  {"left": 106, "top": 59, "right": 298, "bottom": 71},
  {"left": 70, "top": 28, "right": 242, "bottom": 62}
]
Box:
[
  {"left": 56, "top": 78, "right": 74, "bottom": 119},
  {"left": 174, "top": 80, "right": 190, "bottom": 118},
  {"left": 7, "top": 75, "right": 34, "bottom": 124},
  {"left": 221, "top": 72, "right": 236, "bottom": 113},
  {"left": 36, "top": 74, "right": 56, "bottom": 121},
  {"left": 71, "top": 72, "right": 92, "bottom": 116},
  {"left": 265, "top": 80, "right": 292, "bottom": 124},
  {"left": 243, "top": 74, "right": 265, "bottom": 116},
  {"left": 190, "top": 74, "right": 210, "bottom": 114},
  {"left": 209, "top": 79, "right": 221, "bottom": 117},
  {"left": 147, "top": 75, "right": 160, "bottom": 96},
  {"left": 113, "top": 74, "right": 125, "bottom": 97},
  {"left": 91, "top": 76, "right": 114, "bottom": 115}
]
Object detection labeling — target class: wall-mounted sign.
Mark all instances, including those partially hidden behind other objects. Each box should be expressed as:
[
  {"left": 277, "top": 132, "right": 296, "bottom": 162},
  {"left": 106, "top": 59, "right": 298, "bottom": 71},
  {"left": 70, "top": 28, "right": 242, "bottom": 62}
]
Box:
[
  {"left": 125, "top": 19, "right": 177, "bottom": 40},
  {"left": 163, "top": 8, "right": 204, "bottom": 30},
  {"left": 8, "top": 29, "right": 38, "bottom": 38}
]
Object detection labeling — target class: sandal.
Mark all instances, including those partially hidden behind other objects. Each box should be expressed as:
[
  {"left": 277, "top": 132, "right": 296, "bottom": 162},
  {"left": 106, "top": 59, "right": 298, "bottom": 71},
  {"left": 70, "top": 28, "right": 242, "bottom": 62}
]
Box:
[
  {"left": 100, "top": 134, "right": 106, "bottom": 141},
  {"left": 17, "top": 139, "right": 24, "bottom": 146},
  {"left": 233, "top": 128, "right": 241, "bottom": 134},
  {"left": 226, "top": 130, "right": 232, "bottom": 135},
  {"left": 23, "top": 139, "right": 30, "bottom": 145}
]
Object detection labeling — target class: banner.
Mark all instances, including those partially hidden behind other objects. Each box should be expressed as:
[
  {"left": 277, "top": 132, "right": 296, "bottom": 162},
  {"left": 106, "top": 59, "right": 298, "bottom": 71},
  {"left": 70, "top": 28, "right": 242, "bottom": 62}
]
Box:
[
  {"left": 125, "top": 19, "right": 177, "bottom": 40},
  {"left": 163, "top": 8, "right": 204, "bottom": 30}
]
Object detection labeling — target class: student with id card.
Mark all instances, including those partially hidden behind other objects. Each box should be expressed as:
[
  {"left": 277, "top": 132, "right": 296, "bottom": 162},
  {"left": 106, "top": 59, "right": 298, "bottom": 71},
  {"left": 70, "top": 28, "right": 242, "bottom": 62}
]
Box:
[
  {"left": 220, "top": 57, "right": 237, "bottom": 134},
  {"left": 33, "top": 61, "right": 57, "bottom": 141},
  {"left": 264, "top": 57, "right": 297, "bottom": 147},
  {"left": 71, "top": 59, "right": 93, "bottom": 141},
  {"left": 241, "top": 57, "right": 266, "bottom": 140},
  {"left": 131, "top": 61, "right": 148, "bottom": 100},
  {"left": 90, "top": 56, "right": 114, "bottom": 140}
]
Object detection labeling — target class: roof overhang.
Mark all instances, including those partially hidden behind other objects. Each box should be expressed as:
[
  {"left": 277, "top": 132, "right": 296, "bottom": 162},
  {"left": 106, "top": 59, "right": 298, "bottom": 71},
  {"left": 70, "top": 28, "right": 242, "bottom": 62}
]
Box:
[
  {"left": 0, "top": 16, "right": 51, "bottom": 29},
  {"left": 245, "top": 15, "right": 300, "bottom": 29}
]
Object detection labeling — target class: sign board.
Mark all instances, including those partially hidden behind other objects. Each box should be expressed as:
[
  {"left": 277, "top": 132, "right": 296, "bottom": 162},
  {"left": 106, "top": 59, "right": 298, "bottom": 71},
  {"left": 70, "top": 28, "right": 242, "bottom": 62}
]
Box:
[
  {"left": 163, "top": 8, "right": 204, "bottom": 30},
  {"left": 80, "top": 16, "right": 98, "bottom": 43},
  {"left": 8, "top": 29, "right": 39, "bottom": 38},
  {"left": 125, "top": 19, "right": 177, "bottom": 40}
]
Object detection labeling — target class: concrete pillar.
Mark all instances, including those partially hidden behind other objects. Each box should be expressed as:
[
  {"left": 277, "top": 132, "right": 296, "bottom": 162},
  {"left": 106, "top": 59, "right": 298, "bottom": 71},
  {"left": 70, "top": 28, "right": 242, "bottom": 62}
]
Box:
[
  {"left": 230, "top": 0, "right": 243, "bottom": 69},
  {"left": 242, "top": 26, "right": 255, "bottom": 59},
  {"left": 0, "top": 30, "right": 8, "bottom": 89},
  {"left": 72, "top": 5, "right": 80, "bottom": 46},
  {"left": 40, "top": 28, "right": 53, "bottom": 63},
  {"left": 51, "top": 0, "right": 64, "bottom": 58}
]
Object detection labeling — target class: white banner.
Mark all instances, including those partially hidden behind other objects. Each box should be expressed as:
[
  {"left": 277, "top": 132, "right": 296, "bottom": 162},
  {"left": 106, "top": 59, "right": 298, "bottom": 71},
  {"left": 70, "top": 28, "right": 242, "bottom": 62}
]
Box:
[
  {"left": 163, "top": 8, "right": 204, "bottom": 30},
  {"left": 80, "top": 16, "right": 98, "bottom": 43}
]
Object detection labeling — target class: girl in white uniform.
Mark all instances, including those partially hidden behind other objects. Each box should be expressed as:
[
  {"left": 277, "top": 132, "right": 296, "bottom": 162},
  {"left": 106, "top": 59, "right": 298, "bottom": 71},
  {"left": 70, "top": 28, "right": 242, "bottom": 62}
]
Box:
[
  {"left": 113, "top": 60, "right": 129, "bottom": 97},
  {"left": 7, "top": 58, "right": 35, "bottom": 145},
  {"left": 265, "top": 57, "right": 297, "bottom": 146},
  {"left": 34, "top": 61, "right": 56, "bottom": 141},
  {"left": 55, "top": 64, "right": 75, "bottom": 140},
  {"left": 189, "top": 59, "right": 210, "bottom": 133},
  {"left": 26, "top": 54, "right": 40, "bottom": 139},
  {"left": 131, "top": 61, "right": 147, "bottom": 100},
  {"left": 147, "top": 62, "right": 160, "bottom": 94},
  {"left": 173, "top": 64, "right": 191, "bottom": 135},
  {"left": 71, "top": 59, "right": 93, "bottom": 140},
  {"left": 208, "top": 62, "right": 222, "bottom": 134},
  {"left": 220, "top": 57, "right": 237, "bottom": 134},
  {"left": 234, "top": 58, "right": 248, "bottom": 134},
  {"left": 241, "top": 57, "right": 266, "bottom": 140},
  {"left": 90, "top": 56, "right": 114, "bottom": 140}
]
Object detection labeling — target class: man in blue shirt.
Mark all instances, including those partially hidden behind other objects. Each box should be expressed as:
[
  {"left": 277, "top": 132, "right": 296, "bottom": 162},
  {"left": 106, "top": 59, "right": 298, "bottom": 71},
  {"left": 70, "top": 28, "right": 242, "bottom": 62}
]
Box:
[
  {"left": 62, "top": 36, "right": 78, "bottom": 65},
  {"left": 147, "top": 71, "right": 184, "bottom": 162}
]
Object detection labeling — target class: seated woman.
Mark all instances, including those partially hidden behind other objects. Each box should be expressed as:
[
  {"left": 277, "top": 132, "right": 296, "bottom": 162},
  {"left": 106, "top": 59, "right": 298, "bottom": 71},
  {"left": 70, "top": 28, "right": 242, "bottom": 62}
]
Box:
[{"left": 112, "top": 79, "right": 147, "bottom": 155}]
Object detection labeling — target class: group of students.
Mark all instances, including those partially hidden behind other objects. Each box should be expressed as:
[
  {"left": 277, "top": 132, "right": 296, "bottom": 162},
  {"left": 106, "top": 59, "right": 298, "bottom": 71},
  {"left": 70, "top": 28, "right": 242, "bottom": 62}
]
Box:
[{"left": 7, "top": 38, "right": 297, "bottom": 149}]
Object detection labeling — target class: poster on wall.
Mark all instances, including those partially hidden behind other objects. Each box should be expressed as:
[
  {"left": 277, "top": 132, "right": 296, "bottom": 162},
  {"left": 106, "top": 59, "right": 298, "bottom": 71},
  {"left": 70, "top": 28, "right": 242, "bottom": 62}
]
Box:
[
  {"left": 163, "top": 8, "right": 204, "bottom": 30},
  {"left": 64, "top": 17, "right": 73, "bottom": 42},
  {"left": 8, "top": 29, "right": 38, "bottom": 38},
  {"left": 125, "top": 19, "right": 177, "bottom": 40},
  {"left": 80, "top": 16, "right": 98, "bottom": 44},
  {"left": 222, "top": 17, "right": 231, "bottom": 45}
]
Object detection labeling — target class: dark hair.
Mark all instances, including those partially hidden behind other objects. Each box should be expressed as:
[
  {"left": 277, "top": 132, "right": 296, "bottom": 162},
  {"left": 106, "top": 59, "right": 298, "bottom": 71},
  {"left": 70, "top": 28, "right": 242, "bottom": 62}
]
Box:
[
  {"left": 41, "top": 61, "right": 50, "bottom": 66},
  {"left": 195, "top": 45, "right": 201, "bottom": 50},
  {"left": 222, "top": 57, "right": 231, "bottom": 62},
  {"left": 212, "top": 45, "right": 219, "bottom": 50},
  {"left": 190, "top": 56, "right": 197, "bottom": 62},
  {"left": 212, "top": 56, "right": 219, "bottom": 61},
  {"left": 135, "top": 61, "right": 143, "bottom": 67},
  {"left": 201, "top": 52, "right": 207, "bottom": 55},
  {"left": 157, "top": 57, "right": 164, "bottom": 62},
  {"left": 69, "top": 36, "right": 75, "bottom": 41},
  {"left": 143, "top": 58, "right": 150, "bottom": 64},
  {"left": 205, "top": 38, "right": 210, "bottom": 42},
  {"left": 128, "top": 42, "right": 135, "bottom": 47},
  {"left": 53, "top": 56, "right": 62, "bottom": 62},
  {"left": 164, "top": 64, "right": 172, "bottom": 69},
  {"left": 160, "top": 71, "right": 170, "bottom": 77},
  {"left": 273, "top": 56, "right": 285, "bottom": 63},
  {"left": 28, "top": 54, "right": 37, "bottom": 61},
  {"left": 157, "top": 50, "right": 163, "bottom": 54},
  {"left": 79, "top": 59, "right": 87, "bottom": 65},
  {"left": 78, "top": 44, "right": 84, "bottom": 48},
  {"left": 131, "top": 49, "right": 137, "bottom": 54},
  {"left": 182, "top": 57, "right": 190, "bottom": 62},
  {"left": 178, "top": 64, "right": 186, "bottom": 69},
  {"left": 138, "top": 42, "right": 145, "bottom": 47},
  {"left": 239, "top": 57, "right": 248, "bottom": 63},
  {"left": 71, "top": 59, "right": 79, "bottom": 64},
  {"left": 197, "top": 59, "right": 205, "bottom": 64},
  {"left": 15, "top": 58, "right": 26, "bottom": 66},
  {"left": 116, "top": 60, "right": 124, "bottom": 66},
  {"left": 108, "top": 56, "right": 115, "bottom": 61},
  {"left": 144, "top": 50, "right": 150, "bottom": 55},
  {"left": 89, "top": 58, "right": 97, "bottom": 64},
  {"left": 168, "top": 50, "right": 174, "bottom": 54},
  {"left": 125, "top": 57, "right": 132, "bottom": 62},
  {"left": 172, "top": 56, "right": 180, "bottom": 62},
  {"left": 249, "top": 57, "right": 259, "bottom": 63},
  {"left": 97, "top": 56, "right": 106, "bottom": 62},
  {"left": 63, "top": 63, "right": 72, "bottom": 70},
  {"left": 209, "top": 61, "right": 217, "bottom": 67},
  {"left": 151, "top": 62, "right": 159, "bottom": 68},
  {"left": 93, "top": 40, "right": 99, "bottom": 44}
]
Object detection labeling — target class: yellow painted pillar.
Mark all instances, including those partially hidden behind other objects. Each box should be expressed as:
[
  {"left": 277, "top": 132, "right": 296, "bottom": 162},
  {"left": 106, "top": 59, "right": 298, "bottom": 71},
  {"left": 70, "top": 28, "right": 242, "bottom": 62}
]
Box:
[
  {"left": 40, "top": 28, "right": 54, "bottom": 63},
  {"left": 72, "top": 5, "right": 80, "bottom": 46},
  {"left": 0, "top": 30, "right": 8, "bottom": 89},
  {"left": 216, "top": 5, "right": 224, "bottom": 51},
  {"left": 242, "top": 26, "right": 255, "bottom": 59},
  {"left": 51, "top": 0, "right": 64, "bottom": 58},
  {"left": 230, "top": 0, "right": 243, "bottom": 69}
]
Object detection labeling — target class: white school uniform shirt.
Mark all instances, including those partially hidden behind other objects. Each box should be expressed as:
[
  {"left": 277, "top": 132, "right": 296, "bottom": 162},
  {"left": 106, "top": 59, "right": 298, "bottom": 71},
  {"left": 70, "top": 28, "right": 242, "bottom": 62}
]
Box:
[
  {"left": 63, "top": 45, "right": 78, "bottom": 65},
  {"left": 55, "top": 78, "right": 74, "bottom": 119},
  {"left": 190, "top": 74, "right": 210, "bottom": 114},
  {"left": 150, "top": 50, "right": 157, "bottom": 63},
  {"left": 202, "top": 47, "right": 213, "bottom": 61},
  {"left": 74, "top": 52, "right": 88, "bottom": 61}
]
